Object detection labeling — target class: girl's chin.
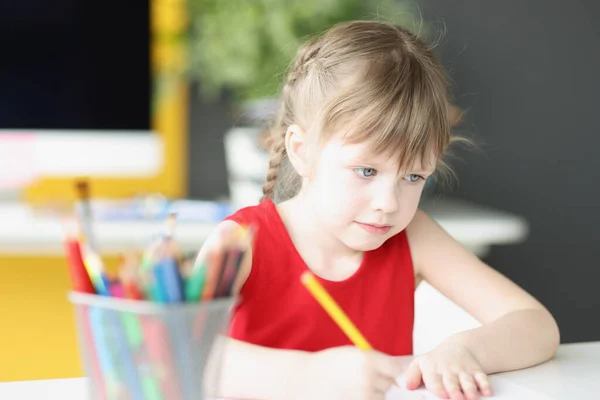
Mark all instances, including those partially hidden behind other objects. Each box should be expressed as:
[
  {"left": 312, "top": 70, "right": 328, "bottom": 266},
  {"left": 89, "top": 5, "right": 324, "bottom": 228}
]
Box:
[{"left": 342, "top": 236, "right": 390, "bottom": 252}]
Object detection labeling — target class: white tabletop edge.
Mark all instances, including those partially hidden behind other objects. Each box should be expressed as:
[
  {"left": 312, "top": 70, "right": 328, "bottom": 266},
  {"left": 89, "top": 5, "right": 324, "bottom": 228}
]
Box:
[{"left": 0, "top": 342, "right": 598, "bottom": 400}]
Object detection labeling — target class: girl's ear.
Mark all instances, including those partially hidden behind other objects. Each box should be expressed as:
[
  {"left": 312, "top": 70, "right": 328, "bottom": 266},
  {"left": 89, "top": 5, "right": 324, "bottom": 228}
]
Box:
[{"left": 284, "top": 124, "right": 310, "bottom": 177}]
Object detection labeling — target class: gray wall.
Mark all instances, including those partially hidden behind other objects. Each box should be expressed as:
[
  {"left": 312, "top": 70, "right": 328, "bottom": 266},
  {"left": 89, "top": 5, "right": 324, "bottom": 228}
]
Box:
[
  {"left": 188, "top": 84, "right": 232, "bottom": 201},
  {"left": 421, "top": 0, "right": 600, "bottom": 342}
]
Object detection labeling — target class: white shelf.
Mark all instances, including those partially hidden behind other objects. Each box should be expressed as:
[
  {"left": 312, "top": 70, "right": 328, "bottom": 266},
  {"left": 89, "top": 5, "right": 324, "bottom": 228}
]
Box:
[{"left": 0, "top": 198, "right": 528, "bottom": 256}]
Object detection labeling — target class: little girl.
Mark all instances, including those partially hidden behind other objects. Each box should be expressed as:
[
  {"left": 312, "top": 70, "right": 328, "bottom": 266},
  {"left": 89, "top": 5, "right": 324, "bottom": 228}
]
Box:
[{"left": 200, "top": 20, "right": 559, "bottom": 400}]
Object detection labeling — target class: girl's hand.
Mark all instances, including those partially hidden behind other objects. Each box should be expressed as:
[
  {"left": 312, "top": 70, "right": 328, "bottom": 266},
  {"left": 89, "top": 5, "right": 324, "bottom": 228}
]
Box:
[
  {"left": 404, "top": 340, "right": 493, "bottom": 400},
  {"left": 296, "top": 346, "right": 403, "bottom": 400}
]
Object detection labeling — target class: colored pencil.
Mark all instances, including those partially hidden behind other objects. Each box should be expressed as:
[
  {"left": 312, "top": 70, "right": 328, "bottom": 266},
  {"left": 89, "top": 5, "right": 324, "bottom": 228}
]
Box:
[
  {"left": 300, "top": 271, "right": 373, "bottom": 351},
  {"left": 214, "top": 248, "right": 236, "bottom": 298},
  {"left": 201, "top": 250, "right": 224, "bottom": 301},
  {"left": 81, "top": 248, "right": 110, "bottom": 296},
  {"left": 220, "top": 249, "right": 245, "bottom": 297},
  {"left": 71, "top": 180, "right": 111, "bottom": 296},
  {"left": 140, "top": 316, "right": 182, "bottom": 400},
  {"left": 118, "top": 256, "right": 165, "bottom": 400},
  {"left": 62, "top": 218, "right": 96, "bottom": 294},
  {"left": 88, "top": 307, "right": 123, "bottom": 398},
  {"left": 74, "top": 179, "right": 98, "bottom": 252},
  {"left": 154, "top": 258, "right": 184, "bottom": 303},
  {"left": 185, "top": 258, "right": 208, "bottom": 301},
  {"left": 78, "top": 305, "right": 108, "bottom": 400},
  {"left": 119, "top": 253, "right": 145, "bottom": 300}
]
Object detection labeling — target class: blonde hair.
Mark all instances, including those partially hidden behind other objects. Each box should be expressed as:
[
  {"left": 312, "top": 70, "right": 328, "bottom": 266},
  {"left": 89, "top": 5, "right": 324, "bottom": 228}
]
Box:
[{"left": 262, "top": 20, "right": 465, "bottom": 202}]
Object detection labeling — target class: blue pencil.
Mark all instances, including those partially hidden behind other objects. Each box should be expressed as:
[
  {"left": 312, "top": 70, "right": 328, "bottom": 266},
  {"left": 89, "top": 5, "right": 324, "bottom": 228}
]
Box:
[
  {"left": 89, "top": 307, "right": 121, "bottom": 398},
  {"left": 103, "top": 309, "right": 145, "bottom": 400},
  {"left": 157, "top": 258, "right": 184, "bottom": 303}
]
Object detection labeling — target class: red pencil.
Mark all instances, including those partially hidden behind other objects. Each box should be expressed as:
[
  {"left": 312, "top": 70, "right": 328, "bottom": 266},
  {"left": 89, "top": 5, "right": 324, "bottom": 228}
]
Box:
[
  {"left": 119, "top": 252, "right": 145, "bottom": 300},
  {"left": 63, "top": 218, "right": 95, "bottom": 294},
  {"left": 123, "top": 280, "right": 145, "bottom": 301},
  {"left": 140, "top": 316, "right": 183, "bottom": 400}
]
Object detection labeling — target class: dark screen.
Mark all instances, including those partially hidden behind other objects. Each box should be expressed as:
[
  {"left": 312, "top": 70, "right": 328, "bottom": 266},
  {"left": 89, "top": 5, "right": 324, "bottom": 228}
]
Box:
[{"left": 0, "top": 1, "right": 150, "bottom": 130}]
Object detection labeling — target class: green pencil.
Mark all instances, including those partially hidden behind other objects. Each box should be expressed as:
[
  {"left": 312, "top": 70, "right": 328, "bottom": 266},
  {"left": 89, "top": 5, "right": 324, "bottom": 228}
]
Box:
[{"left": 185, "top": 260, "right": 208, "bottom": 301}]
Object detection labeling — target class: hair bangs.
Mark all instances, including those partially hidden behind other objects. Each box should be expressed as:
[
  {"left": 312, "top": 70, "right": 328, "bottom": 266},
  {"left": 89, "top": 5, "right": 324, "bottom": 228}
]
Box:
[{"left": 323, "top": 53, "right": 450, "bottom": 173}]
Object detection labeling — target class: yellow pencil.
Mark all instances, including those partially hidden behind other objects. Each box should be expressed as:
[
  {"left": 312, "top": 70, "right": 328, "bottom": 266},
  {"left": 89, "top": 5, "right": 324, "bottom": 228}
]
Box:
[{"left": 300, "top": 271, "right": 373, "bottom": 351}]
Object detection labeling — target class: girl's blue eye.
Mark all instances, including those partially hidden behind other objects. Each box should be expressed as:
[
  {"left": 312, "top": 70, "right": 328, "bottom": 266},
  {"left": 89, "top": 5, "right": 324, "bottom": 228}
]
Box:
[
  {"left": 405, "top": 174, "right": 424, "bottom": 183},
  {"left": 354, "top": 168, "right": 377, "bottom": 178}
]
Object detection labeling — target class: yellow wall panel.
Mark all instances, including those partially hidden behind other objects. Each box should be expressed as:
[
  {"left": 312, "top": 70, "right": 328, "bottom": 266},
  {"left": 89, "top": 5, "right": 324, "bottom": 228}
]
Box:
[{"left": 0, "top": 255, "right": 121, "bottom": 382}]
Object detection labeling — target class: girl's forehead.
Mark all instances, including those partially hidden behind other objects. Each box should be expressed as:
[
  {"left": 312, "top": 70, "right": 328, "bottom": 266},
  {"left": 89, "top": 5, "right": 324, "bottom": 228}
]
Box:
[
  {"left": 321, "top": 138, "right": 436, "bottom": 172},
  {"left": 321, "top": 138, "right": 366, "bottom": 157}
]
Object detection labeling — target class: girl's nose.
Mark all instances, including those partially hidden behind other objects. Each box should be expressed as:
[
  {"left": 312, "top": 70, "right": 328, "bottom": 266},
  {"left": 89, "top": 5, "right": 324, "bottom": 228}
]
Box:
[{"left": 370, "top": 183, "right": 399, "bottom": 214}]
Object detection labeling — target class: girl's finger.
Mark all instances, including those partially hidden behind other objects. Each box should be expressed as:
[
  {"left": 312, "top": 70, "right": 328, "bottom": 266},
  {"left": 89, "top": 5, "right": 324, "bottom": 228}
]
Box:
[
  {"left": 372, "top": 375, "right": 398, "bottom": 395},
  {"left": 442, "top": 371, "right": 465, "bottom": 400},
  {"left": 404, "top": 359, "right": 423, "bottom": 390},
  {"left": 458, "top": 372, "right": 479, "bottom": 400},
  {"left": 422, "top": 369, "right": 448, "bottom": 399},
  {"left": 473, "top": 372, "right": 493, "bottom": 397},
  {"left": 373, "top": 353, "right": 403, "bottom": 381}
]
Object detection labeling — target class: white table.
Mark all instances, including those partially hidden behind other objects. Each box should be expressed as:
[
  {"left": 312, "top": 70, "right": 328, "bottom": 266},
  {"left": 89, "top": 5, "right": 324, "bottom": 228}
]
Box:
[
  {"left": 0, "top": 342, "right": 597, "bottom": 399},
  {"left": 0, "top": 198, "right": 528, "bottom": 257},
  {"left": 497, "top": 341, "right": 600, "bottom": 399}
]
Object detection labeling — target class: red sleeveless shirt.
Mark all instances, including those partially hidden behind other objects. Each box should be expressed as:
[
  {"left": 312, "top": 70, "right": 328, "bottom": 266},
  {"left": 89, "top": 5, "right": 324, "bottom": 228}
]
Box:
[{"left": 225, "top": 199, "right": 415, "bottom": 356}]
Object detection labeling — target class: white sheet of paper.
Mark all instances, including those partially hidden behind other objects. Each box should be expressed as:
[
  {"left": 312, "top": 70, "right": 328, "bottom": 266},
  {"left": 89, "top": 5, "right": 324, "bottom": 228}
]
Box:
[{"left": 386, "top": 375, "right": 554, "bottom": 400}]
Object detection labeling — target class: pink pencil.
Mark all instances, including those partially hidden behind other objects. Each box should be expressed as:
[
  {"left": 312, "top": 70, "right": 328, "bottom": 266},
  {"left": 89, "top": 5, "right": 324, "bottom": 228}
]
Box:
[{"left": 140, "top": 316, "right": 182, "bottom": 400}]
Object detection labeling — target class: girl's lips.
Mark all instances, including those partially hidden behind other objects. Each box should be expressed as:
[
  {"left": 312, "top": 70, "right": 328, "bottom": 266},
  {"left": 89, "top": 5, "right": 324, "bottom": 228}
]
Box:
[{"left": 355, "top": 221, "right": 392, "bottom": 235}]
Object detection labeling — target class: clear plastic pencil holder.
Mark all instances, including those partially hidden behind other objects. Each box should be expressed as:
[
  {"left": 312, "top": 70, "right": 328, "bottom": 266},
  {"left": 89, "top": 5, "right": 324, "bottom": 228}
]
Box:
[{"left": 68, "top": 292, "right": 236, "bottom": 400}]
